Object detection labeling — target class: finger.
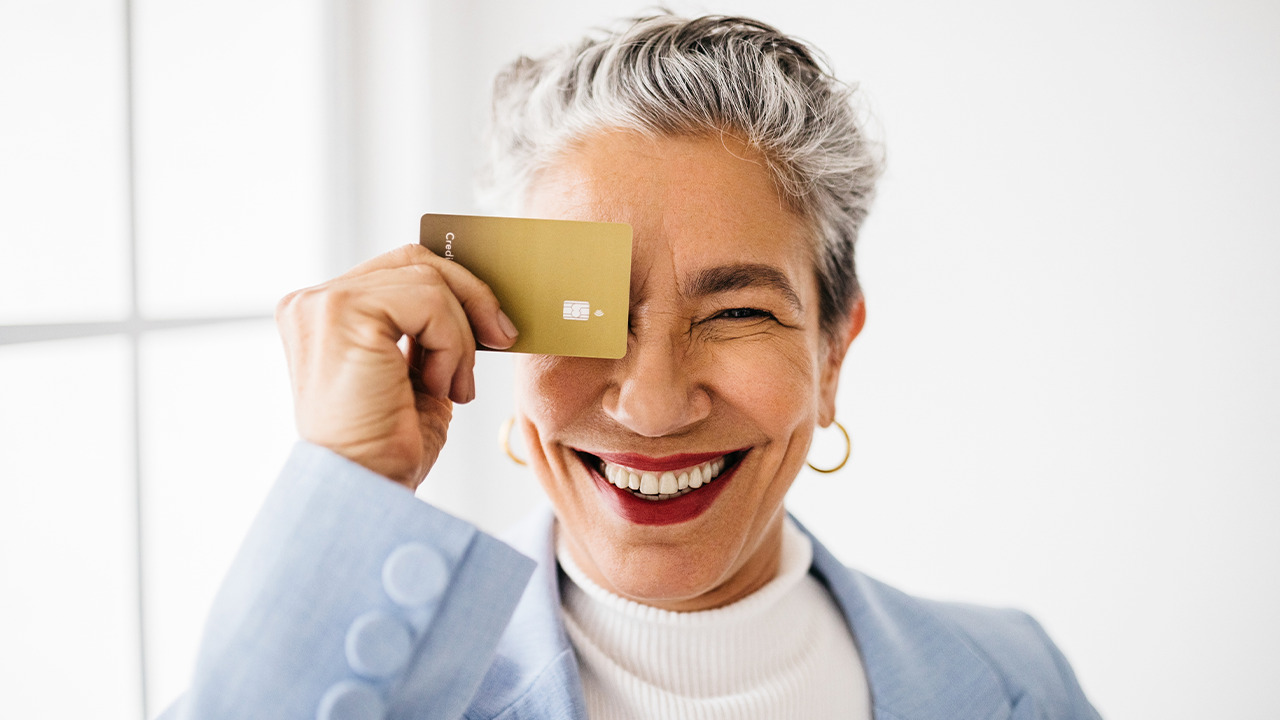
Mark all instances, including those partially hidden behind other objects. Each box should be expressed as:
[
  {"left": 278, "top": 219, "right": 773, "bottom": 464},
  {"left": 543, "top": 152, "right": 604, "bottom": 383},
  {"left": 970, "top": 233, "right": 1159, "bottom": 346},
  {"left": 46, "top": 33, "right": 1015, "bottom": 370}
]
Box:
[
  {"left": 403, "top": 336, "right": 428, "bottom": 392},
  {"left": 340, "top": 244, "right": 518, "bottom": 350},
  {"left": 290, "top": 259, "right": 483, "bottom": 402},
  {"left": 360, "top": 268, "right": 475, "bottom": 401},
  {"left": 406, "top": 324, "right": 475, "bottom": 404},
  {"left": 311, "top": 265, "right": 475, "bottom": 402},
  {"left": 419, "top": 280, "right": 476, "bottom": 403},
  {"left": 426, "top": 258, "right": 520, "bottom": 350},
  {"left": 416, "top": 317, "right": 464, "bottom": 399},
  {"left": 335, "top": 243, "right": 442, "bottom": 281}
]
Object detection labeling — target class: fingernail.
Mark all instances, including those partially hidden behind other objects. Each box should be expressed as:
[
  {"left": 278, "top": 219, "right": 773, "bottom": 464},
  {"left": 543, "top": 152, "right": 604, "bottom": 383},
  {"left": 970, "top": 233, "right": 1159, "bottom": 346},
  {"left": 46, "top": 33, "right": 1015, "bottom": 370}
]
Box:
[{"left": 497, "top": 309, "right": 518, "bottom": 340}]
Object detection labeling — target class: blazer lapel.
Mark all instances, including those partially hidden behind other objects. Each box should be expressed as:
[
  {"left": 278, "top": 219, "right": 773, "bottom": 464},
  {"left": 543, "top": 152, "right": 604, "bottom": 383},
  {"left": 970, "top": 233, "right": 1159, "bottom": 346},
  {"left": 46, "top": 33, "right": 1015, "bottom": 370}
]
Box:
[
  {"left": 473, "top": 507, "right": 1014, "bottom": 720},
  {"left": 799, "top": 518, "right": 1013, "bottom": 720},
  {"left": 467, "top": 506, "right": 588, "bottom": 720}
]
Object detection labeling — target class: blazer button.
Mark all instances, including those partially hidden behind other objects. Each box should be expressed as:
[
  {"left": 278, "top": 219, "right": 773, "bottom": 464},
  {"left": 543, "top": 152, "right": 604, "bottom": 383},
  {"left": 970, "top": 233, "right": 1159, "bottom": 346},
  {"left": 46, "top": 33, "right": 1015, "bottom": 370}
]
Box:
[
  {"left": 345, "top": 610, "right": 414, "bottom": 679},
  {"left": 317, "top": 680, "right": 385, "bottom": 720},
  {"left": 382, "top": 542, "right": 447, "bottom": 608}
]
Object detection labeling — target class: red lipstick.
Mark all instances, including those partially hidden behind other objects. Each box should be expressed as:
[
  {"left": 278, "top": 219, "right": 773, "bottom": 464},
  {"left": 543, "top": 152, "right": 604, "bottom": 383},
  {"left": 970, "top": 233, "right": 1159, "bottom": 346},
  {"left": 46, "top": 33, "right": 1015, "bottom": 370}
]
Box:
[
  {"left": 577, "top": 451, "right": 746, "bottom": 526},
  {"left": 592, "top": 451, "right": 728, "bottom": 472}
]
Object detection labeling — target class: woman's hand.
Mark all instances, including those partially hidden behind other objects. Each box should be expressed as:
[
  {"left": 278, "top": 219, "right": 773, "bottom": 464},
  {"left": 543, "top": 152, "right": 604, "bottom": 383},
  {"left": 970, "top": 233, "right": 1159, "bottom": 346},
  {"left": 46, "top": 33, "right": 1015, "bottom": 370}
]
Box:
[{"left": 275, "top": 244, "right": 518, "bottom": 491}]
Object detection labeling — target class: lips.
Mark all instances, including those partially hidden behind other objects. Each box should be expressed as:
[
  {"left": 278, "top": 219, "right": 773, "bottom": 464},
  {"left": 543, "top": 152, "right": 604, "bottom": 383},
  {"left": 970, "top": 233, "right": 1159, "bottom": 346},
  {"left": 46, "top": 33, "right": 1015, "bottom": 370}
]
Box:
[
  {"left": 591, "top": 451, "right": 728, "bottom": 472},
  {"left": 574, "top": 448, "right": 748, "bottom": 525}
]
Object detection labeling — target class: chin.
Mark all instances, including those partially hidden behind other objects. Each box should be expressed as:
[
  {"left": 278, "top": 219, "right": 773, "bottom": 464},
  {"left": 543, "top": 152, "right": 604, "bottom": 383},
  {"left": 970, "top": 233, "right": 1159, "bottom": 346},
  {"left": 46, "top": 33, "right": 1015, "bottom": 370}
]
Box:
[
  {"left": 588, "top": 540, "right": 738, "bottom": 607},
  {"left": 540, "top": 437, "right": 797, "bottom": 611}
]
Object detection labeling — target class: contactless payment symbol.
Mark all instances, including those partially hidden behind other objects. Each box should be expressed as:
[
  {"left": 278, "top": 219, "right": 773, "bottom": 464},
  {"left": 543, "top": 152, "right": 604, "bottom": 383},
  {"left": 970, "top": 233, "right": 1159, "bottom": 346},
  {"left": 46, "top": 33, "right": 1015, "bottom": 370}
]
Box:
[{"left": 563, "top": 300, "right": 590, "bottom": 321}]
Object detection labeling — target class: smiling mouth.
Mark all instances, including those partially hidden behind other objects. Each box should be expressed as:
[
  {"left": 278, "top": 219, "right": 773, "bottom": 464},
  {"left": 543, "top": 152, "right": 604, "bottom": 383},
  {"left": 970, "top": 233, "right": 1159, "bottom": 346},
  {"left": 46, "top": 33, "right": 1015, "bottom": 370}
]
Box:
[{"left": 575, "top": 450, "right": 748, "bottom": 501}]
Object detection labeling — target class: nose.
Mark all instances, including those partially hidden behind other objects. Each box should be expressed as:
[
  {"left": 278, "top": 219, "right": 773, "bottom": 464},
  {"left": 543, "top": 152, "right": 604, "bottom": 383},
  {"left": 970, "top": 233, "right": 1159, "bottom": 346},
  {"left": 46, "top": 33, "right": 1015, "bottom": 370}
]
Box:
[{"left": 602, "top": 331, "right": 712, "bottom": 437}]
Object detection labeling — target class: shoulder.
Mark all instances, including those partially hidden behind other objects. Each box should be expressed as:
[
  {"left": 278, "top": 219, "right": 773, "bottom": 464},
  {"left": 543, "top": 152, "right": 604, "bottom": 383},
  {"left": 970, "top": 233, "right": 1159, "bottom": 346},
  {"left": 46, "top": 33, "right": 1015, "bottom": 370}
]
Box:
[
  {"left": 914, "top": 591, "right": 1096, "bottom": 713},
  {"left": 801, "top": 523, "right": 1101, "bottom": 719}
]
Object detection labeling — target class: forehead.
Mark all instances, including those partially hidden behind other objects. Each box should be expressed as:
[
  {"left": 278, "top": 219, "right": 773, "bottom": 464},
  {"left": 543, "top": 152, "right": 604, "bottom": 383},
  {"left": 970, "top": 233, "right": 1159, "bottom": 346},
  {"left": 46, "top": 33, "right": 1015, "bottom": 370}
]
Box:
[{"left": 524, "top": 131, "right": 816, "bottom": 276}]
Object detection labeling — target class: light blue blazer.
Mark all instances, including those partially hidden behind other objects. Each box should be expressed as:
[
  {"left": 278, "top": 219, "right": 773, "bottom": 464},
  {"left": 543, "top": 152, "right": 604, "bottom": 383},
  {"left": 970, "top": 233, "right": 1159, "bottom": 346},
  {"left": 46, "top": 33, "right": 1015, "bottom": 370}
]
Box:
[{"left": 162, "top": 443, "right": 1101, "bottom": 720}]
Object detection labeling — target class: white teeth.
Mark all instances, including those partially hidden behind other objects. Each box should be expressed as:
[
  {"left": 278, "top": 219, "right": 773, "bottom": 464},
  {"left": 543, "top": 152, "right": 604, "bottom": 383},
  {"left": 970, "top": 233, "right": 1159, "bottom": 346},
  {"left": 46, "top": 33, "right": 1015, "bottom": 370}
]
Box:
[{"left": 598, "top": 455, "right": 731, "bottom": 498}]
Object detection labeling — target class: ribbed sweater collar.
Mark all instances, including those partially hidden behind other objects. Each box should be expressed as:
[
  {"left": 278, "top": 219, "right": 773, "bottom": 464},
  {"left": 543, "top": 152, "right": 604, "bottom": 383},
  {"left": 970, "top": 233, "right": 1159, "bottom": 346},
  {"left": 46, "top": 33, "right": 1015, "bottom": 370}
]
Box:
[{"left": 555, "top": 518, "right": 831, "bottom": 699}]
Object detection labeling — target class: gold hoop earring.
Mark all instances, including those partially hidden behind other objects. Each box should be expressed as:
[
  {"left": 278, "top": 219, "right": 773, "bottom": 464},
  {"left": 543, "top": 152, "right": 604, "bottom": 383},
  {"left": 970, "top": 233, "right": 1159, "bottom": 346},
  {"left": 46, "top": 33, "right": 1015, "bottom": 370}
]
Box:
[
  {"left": 499, "top": 416, "right": 527, "bottom": 466},
  {"left": 806, "top": 419, "right": 850, "bottom": 474}
]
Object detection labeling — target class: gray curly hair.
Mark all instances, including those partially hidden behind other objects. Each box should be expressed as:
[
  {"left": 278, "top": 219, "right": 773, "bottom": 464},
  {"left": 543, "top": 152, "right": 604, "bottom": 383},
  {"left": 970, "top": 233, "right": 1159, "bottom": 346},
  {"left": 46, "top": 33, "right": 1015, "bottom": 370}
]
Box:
[{"left": 479, "top": 13, "right": 883, "bottom": 340}]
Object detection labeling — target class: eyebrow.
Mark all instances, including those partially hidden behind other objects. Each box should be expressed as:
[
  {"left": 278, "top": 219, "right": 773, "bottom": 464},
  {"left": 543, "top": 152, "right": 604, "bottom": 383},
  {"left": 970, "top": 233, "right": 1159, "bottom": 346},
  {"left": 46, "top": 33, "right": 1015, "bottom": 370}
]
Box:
[{"left": 682, "top": 263, "right": 804, "bottom": 313}]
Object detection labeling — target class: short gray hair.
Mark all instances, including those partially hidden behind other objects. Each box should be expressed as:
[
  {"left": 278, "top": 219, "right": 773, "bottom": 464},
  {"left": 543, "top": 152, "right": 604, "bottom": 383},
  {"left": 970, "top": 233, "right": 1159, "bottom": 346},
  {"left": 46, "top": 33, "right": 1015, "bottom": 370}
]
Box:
[{"left": 480, "top": 13, "right": 883, "bottom": 339}]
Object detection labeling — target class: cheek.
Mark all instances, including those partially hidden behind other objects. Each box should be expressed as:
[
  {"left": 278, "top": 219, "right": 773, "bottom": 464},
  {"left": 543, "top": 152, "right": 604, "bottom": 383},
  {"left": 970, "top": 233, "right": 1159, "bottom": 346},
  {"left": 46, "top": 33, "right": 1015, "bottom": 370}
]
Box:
[
  {"left": 513, "top": 355, "right": 606, "bottom": 431},
  {"left": 706, "top": 335, "right": 824, "bottom": 426}
]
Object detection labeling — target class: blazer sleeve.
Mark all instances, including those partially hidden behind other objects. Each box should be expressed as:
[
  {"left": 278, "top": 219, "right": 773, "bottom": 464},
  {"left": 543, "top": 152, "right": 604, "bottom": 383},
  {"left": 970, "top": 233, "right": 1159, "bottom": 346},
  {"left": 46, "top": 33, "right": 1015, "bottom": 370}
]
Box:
[{"left": 159, "top": 442, "right": 536, "bottom": 720}]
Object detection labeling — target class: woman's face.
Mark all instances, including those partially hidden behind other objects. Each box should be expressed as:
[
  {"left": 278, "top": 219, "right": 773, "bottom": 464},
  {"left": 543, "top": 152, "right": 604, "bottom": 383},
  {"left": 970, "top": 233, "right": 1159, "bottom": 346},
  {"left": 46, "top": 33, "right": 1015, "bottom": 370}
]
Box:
[{"left": 515, "top": 131, "right": 863, "bottom": 611}]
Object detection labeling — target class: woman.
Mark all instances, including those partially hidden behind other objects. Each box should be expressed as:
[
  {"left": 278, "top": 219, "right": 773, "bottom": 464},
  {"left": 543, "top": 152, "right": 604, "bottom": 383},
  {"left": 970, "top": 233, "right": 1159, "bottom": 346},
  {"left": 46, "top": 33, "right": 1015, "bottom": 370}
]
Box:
[{"left": 169, "top": 14, "right": 1100, "bottom": 720}]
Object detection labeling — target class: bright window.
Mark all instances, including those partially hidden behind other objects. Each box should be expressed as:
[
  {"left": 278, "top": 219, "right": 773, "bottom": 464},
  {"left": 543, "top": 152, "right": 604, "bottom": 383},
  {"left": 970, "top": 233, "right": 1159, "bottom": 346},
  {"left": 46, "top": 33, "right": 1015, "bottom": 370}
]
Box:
[{"left": 0, "top": 1, "right": 329, "bottom": 716}]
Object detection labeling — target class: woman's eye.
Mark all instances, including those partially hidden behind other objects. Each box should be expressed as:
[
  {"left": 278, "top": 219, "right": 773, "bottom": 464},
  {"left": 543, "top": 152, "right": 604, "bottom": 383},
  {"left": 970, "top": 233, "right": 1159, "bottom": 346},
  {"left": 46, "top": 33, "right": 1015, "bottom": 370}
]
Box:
[{"left": 715, "top": 307, "right": 773, "bottom": 321}]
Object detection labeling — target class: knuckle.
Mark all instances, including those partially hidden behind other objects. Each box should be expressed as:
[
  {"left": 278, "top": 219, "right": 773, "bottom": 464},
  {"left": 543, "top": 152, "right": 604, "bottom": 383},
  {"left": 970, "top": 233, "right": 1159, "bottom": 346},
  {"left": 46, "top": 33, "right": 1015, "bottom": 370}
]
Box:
[
  {"left": 275, "top": 286, "right": 319, "bottom": 326},
  {"left": 448, "top": 275, "right": 499, "bottom": 316},
  {"left": 464, "top": 286, "right": 500, "bottom": 314},
  {"left": 313, "top": 286, "right": 355, "bottom": 324},
  {"left": 405, "top": 242, "right": 433, "bottom": 257},
  {"left": 394, "top": 243, "right": 434, "bottom": 264},
  {"left": 390, "top": 244, "right": 418, "bottom": 263},
  {"left": 405, "top": 261, "right": 445, "bottom": 285},
  {"left": 274, "top": 290, "right": 299, "bottom": 323},
  {"left": 280, "top": 284, "right": 355, "bottom": 328}
]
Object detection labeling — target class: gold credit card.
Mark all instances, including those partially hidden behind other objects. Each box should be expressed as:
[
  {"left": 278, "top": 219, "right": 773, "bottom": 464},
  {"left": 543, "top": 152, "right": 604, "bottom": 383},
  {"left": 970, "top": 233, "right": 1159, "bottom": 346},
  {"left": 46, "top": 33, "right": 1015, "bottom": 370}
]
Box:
[{"left": 419, "top": 213, "right": 632, "bottom": 359}]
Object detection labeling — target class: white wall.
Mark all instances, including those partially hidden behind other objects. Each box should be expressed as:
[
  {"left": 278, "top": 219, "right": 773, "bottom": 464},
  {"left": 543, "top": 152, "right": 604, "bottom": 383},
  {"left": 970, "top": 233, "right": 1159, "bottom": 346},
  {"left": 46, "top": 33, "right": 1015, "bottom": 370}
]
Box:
[{"left": 406, "top": 1, "right": 1280, "bottom": 718}]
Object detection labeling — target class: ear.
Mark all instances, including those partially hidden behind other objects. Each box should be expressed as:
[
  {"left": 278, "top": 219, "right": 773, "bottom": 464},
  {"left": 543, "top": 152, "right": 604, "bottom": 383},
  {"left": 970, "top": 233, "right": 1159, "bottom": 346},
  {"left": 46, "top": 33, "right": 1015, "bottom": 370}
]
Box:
[{"left": 817, "top": 296, "right": 866, "bottom": 427}]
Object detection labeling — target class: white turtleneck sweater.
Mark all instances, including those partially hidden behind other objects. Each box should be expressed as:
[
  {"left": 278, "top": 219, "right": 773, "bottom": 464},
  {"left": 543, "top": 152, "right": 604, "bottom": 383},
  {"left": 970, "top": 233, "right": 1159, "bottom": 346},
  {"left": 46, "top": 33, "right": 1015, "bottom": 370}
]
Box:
[{"left": 555, "top": 518, "right": 872, "bottom": 720}]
